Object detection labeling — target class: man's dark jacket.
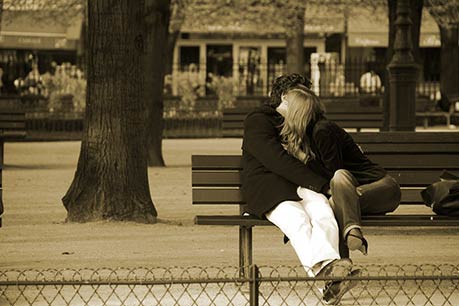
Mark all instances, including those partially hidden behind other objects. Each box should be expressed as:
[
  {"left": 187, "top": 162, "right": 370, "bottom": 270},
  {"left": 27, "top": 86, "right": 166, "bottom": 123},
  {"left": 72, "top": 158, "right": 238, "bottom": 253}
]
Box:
[{"left": 241, "top": 105, "right": 331, "bottom": 218}]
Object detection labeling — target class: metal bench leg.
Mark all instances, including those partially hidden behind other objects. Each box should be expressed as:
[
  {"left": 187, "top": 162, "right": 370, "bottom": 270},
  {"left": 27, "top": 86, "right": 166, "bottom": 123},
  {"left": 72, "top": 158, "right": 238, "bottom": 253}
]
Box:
[
  {"left": 239, "top": 226, "right": 253, "bottom": 277},
  {"left": 0, "top": 140, "right": 3, "bottom": 228}
]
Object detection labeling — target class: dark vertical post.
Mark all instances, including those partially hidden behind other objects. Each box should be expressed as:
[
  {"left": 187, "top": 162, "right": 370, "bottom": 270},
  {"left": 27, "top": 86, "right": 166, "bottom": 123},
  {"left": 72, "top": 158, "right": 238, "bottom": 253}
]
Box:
[
  {"left": 0, "top": 139, "right": 3, "bottom": 227},
  {"left": 249, "top": 265, "right": 259, "bottom": 306},
  {"left": 387, "top": 0, "right": 419, "bottom": 131},
  {"left": 239, "top": 226, "right": 253, "bottom": 278}
]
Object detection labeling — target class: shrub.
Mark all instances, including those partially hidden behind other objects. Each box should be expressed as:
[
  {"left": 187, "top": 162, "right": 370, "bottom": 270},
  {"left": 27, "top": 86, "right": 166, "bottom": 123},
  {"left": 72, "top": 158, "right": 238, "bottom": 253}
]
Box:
[{"left": 206, "top": 73, "right": 236, "bottom": 110}]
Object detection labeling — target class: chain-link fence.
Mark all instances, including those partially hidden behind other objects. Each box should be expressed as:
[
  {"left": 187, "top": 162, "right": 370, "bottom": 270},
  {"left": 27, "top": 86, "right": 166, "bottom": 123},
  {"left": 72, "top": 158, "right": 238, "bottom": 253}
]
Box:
[{"left": 1, "top": 264, "right": 459, "bottom": 306}]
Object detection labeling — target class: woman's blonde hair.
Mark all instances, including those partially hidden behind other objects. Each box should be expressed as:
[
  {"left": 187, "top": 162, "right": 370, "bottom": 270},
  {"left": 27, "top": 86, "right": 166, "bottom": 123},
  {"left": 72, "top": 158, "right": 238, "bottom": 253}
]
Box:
[{"left": 279, "top": 86, "right": 325, "bottom": 163}]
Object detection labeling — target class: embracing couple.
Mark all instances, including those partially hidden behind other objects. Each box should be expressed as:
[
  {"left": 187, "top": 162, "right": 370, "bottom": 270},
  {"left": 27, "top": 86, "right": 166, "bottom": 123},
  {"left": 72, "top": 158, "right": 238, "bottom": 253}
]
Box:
[{"left": 241, "top": 73, "right": 401, "bottom": 304}]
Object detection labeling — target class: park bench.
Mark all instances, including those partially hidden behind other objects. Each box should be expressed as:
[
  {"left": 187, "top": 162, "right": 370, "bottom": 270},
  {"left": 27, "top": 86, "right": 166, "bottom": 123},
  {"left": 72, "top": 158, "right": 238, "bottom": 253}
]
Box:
[
  {"left": 0, "top": 110, "right": 27, "bottom": 227},
  {"left": 192, "top": 132, "right": 459, "bottom": 270},
  {"left": 416, "top": 95, "right": 459, "bottom": 128},
  {"left": 222, "top": 98, "right": 384, "bottom": 137}
]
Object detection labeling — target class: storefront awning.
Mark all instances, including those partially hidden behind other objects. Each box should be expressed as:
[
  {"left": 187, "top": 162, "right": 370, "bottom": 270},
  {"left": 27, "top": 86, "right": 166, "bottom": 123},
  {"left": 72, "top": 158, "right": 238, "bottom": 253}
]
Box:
[
  {"left": 0, "top": 10, "right": 82, "bottom": 50},
  {"left": 347, "top": 7, "right": 440, "bottom": 47},
  {"left": 348, "top": 32, "right": 441, "bottom": 47}
]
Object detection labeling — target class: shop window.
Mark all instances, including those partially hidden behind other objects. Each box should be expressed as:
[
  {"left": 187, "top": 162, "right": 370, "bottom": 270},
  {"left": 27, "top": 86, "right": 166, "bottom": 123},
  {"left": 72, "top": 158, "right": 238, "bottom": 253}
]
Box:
[
  {"left": 206, "top": 45, "right": 233, "bottom": 95},
  {"left": 267, "top": 47, "right": 286, "bottom": 93},
  {"left": 180, "top": 46, "right": 200, "bottom": 72},
  {"left": 238, "top": 47, "right": 262, "bottom": 96},
  {"left": 0, "top": 50, "right": 34, "bottom": 95}
]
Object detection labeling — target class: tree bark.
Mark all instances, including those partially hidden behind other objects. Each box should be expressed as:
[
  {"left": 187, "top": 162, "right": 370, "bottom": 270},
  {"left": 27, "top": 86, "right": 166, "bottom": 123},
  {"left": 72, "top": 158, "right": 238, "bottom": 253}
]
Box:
[
  {"left": 285, "top": 8, "right": 305, "bottom": 75},
  {"left": 145, "top": 0, "right": 170, "bottom": 167},
  {"left": 439, "top": 25, "right": 459, "bottom": 99},
  {"left": 62, "top": 0, "right": 157, "bottom": 223},
  {"left": 383, "top": 0, "right": 422, "bottom": 130}
]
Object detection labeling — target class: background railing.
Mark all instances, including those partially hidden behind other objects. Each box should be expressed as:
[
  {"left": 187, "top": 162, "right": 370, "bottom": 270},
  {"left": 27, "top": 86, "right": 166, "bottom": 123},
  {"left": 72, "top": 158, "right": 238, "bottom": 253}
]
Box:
[{"left": 1, "top": 264, "right": 459, "bottom": 306}]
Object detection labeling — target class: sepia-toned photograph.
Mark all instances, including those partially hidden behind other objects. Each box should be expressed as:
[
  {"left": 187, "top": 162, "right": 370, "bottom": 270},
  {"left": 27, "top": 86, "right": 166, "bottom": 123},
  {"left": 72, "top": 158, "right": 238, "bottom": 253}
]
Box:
[{"left": 1, "top": 0, "right": 459, "bottom": 305}]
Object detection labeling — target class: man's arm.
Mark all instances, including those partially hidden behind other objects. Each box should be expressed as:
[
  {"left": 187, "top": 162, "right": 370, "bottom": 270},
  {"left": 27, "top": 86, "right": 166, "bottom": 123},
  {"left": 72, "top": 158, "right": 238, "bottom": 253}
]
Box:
[{"left": 243, "top": 112, "right": 329, "bottom": 193}]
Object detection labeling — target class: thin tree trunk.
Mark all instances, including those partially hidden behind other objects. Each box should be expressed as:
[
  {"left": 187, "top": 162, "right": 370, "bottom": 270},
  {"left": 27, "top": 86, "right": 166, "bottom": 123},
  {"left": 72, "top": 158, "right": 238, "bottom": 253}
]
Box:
[
  {"left": 145, "top": 0, "right": 170, "bottom": 167},
  {"left": 165, "top": 30, "right": 180, "bottom": 76},
  {"left": 440, "top": 25, "right": 459, "bottom": 99},
  {"left": 286, "top": 8, "right": 305, "bottom": 75},
  {"left": 62, "top": 0, "right": 157, "bottom": 223}
]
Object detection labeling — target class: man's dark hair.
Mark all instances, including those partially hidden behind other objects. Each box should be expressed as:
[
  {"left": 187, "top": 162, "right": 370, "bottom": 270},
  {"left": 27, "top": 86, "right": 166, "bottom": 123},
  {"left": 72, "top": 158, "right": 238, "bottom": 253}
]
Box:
[{"left": 269, "top": 73, "right": 313, "bottom": 107}]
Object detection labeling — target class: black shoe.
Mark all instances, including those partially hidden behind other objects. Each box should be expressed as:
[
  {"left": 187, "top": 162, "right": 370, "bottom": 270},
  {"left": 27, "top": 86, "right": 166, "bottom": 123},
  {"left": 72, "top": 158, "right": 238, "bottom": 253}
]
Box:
[
  {"left": 322, "top": 268, "right": 361, "bottom": 305},
  {"left": 315, "top": 258, "right": 353, "bottom": 280},
  {"left": 346, "top": 229, "right": 369, "bottom": 255}
]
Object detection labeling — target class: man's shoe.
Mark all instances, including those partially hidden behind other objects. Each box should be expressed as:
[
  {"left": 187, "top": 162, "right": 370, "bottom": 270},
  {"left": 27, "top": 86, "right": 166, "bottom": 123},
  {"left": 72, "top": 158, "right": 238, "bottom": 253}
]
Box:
[
  {"left": 322, "top": 268, "right": 362, "bottom": 305},
  {"left": 316, "top": 258, "right": 353, "bottom": 280}
]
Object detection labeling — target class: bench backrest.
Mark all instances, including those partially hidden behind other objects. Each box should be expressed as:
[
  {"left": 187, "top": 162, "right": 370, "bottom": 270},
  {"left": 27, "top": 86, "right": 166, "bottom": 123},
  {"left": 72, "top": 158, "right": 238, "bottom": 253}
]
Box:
[
  {"left": 0, "top": 110, "right": 27, "bottom": 139},
  {"left": 222, "top": 101, "right": 384, "bottom": 137},
  {"left": 192, "top": 132, "right": 459, "bottom": 208}
]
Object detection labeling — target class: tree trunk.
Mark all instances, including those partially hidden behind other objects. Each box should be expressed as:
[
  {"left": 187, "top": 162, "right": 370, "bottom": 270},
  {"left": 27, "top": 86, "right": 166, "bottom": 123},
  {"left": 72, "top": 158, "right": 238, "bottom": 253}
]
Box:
[
  {"left": 145, "top": 0, "right": 170, "bottom": 167},
  {"left": 62, "top": 0, "right": 157, "bottom": 223},
  {"left": 440, "top": 25, "right": 459, "bottom": 99},
  {"left": 165, "top": 30, "right": 180, "bottom": 76},
  {"left": 286, "top": 8, "right": 305, "bottom": 75},
  {"left": 383, "top": 0, "right": 422, "bottom": 130},
  {"left": 77, "top": 7, "right": 88, "bottom": 72}
]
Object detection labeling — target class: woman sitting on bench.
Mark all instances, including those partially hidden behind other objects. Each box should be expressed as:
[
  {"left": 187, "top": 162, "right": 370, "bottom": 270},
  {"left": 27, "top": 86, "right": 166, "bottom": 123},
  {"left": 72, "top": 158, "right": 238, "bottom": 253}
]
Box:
[
  {"left": 280, "top": 84, "right": 401, "bottom": 258},
  {"left": 241, "top": 74, "right": 354, "bottom": 304}
]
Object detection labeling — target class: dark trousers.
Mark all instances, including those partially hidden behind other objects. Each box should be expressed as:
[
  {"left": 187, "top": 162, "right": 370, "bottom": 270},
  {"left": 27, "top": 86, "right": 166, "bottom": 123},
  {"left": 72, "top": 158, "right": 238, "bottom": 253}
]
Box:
[{"left": 329, "top": 169, "right": 401, "bottom": 258}]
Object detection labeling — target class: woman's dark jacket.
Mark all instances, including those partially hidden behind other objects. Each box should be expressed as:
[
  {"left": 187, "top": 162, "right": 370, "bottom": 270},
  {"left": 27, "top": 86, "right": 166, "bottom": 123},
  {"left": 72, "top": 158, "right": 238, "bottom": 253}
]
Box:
[
  {"left": 241, "top": 105, "right": 331, "bottom": 218},
  {"left": 310, "top": 119, "right": 386, "bottom": 184}
]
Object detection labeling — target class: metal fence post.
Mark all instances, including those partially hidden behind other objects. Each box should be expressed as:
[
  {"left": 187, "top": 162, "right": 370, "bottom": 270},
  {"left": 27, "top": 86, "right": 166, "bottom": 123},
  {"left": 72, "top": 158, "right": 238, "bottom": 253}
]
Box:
[{"left": 249, "top": 264, "right": 259, "bottom": 306}]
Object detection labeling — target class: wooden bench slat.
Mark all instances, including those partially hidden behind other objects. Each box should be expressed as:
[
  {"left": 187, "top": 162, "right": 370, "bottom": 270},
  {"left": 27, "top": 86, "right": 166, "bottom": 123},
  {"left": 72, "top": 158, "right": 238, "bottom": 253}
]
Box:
[
  {"left": 193, "top": 188, "right": 242, "bottom": 204},
  {"left": 195, "top": 215, "right": 459, "bottom": 227},
  {"left": 192, "top": 155, "right": 243, "bottom": 169},
  {"left": 222, "top": 122, "right": 246, "bottom": 129},
  {"left": 192, "top": 170, "right": 457, "bottom": 187},
  {"left": 324, "top": 106, "right": 382, "bottom": 112},
  {"left": 351, "top": 132, "right": 459, "bottom": 143},
  {"left": 361, "top": 143, "right": 459, "bottom": 153},
  {"left": 192, "top": 155, "right": 459, "bottom": 170},
  {"left": 327, "top": 114, "right": 383, "bottom": 120},
  {"left": 334, "top": 121, "right": 383, "bottom": 128},
  {"left": 192, "top": 188, "right": 425, "bottom": 205},
  {"left": 0, "top": 122, "right": 26, "bottom": 129},
  {"left": 192, "top": 171, "right": 241, "bottom": 186},
  {"left": 0, "top": 114, "right": 26, "bottom": 120},
  {"left": 223, "top": 108, "right": 256, "bottom": 114},
  {"left": 0, "top": 131, "right": 27, "bottom": 139},
  {"left": 222, "top": 114, "right": 249, "bottom": 120},
  {"left": 368, "top": 154, "right": 459, "bottom": 168},
  {"left": 222, "top": 130, "right": 245, "bottom": 137}
]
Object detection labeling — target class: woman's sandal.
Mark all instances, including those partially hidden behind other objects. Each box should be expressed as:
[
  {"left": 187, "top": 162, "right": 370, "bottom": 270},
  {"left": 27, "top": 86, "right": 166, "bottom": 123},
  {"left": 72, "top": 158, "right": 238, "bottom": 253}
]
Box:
[{"left": 346, "top": 229, "right": 368, "bottom": 255}]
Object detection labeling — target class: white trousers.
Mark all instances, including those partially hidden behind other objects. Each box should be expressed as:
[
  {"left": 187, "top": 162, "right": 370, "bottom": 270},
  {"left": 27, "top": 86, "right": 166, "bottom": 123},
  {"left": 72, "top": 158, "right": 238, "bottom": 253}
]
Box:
[{"left": 265, "top": 187, "right": 340, "bottom": 277}]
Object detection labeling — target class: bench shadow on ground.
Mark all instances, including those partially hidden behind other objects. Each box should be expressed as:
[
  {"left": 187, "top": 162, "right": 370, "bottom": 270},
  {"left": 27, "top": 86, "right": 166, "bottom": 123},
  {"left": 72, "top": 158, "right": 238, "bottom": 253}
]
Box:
[{"left": 3, "top": 163, "right": 76, "bottom": 170}]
